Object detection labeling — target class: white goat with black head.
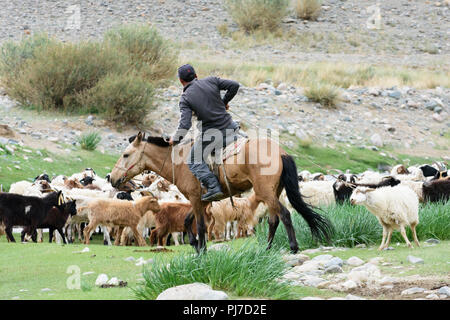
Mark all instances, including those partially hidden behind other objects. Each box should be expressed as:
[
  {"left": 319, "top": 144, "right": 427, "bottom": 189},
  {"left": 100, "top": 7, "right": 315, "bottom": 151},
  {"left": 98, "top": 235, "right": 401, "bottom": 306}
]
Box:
[{"left": 350, "top": 185, "right": 420, "bottom": 250}]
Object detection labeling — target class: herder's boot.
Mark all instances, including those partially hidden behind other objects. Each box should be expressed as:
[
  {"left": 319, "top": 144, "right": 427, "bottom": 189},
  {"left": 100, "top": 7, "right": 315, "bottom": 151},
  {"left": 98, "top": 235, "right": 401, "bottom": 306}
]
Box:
[{"left": 200, "top": 174, "right": 224, "bottom": 202}]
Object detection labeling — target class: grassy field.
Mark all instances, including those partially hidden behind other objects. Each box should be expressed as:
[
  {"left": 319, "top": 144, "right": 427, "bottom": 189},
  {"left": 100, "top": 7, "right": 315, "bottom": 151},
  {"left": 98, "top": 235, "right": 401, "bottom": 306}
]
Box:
[
  {"left": 0, "top": 234, "right": 449, "bottom": 300},
  {"left": 0, "top": 143, "right": 118, "bottom": 191},
  {"left": 282, "top": 139, "right": 440, "bottom": 174}
]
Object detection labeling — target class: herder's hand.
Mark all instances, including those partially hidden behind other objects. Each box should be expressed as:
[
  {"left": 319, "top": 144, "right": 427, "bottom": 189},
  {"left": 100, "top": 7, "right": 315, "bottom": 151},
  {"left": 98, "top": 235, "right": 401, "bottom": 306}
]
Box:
[
  {"left": 168, "top": 137, "right": 174, "bottom": 145},
  {"left": 225, "top": 104, "right": 230, "bottom": 110}
]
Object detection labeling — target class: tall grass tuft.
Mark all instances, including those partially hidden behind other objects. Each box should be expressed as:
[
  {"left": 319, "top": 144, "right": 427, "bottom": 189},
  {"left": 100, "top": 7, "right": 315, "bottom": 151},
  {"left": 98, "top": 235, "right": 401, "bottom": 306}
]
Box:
[
  {"left": 133, "top": 242, "right": 293, "bottom": 300},
  {"left": 255, "top": 201, "right": 450, "bottom": 250},
  {"left": 304, "top": 82, "right": 341, "bottom": 108},
  {"left": 224, "top": 0, "right": 290, "bottom": 32},
  {"left": 296, "top": 0, "right": 322, "bottom": 21},
  {"left": 77, "top": 131, "right": 101, "bottom": 151}
]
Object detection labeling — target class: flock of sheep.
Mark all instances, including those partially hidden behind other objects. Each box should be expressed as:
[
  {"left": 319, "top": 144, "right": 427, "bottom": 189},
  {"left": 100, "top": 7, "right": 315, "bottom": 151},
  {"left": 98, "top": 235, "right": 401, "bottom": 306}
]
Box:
[{"left": 0, "top": 161, "right": 448, "bottom": 250}]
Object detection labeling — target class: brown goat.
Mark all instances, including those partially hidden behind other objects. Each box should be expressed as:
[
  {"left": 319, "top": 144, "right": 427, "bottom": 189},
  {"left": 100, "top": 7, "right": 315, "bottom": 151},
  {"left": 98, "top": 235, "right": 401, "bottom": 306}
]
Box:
[
  {"left": 64, "top": 178, "right": 84, "bottom": 190},
  {"left": 206, "top": 194, "right": 259, "bottom": 241},
  {"left": 149, "top": 202, "right": 197, "bottom": 246},
  {"left": 82, "top": 196, "right": 160, "bottom": 246}
]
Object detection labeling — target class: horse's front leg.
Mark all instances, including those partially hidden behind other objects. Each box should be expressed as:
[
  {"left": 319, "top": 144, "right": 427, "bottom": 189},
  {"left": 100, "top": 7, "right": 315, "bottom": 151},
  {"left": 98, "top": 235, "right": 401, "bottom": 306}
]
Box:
[
  {"left": 195, "top": 211, "right": 207, "bottom": 254},
  {"left": 184, "top": 210, "right": 198, "bottom": 249}
]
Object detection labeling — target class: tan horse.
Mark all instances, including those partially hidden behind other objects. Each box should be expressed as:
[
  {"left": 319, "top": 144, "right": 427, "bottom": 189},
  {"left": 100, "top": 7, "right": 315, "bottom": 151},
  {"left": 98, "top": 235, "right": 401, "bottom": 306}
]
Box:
[{"left": 110, "top": 132, "right": 333, "bottom": 253}]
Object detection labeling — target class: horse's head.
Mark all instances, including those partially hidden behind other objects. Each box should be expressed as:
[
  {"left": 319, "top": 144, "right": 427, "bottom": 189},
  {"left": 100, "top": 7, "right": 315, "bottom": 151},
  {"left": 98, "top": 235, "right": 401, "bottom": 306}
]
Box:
[{"left": 110, "top": 132, "right": 147, "bottom": 188}]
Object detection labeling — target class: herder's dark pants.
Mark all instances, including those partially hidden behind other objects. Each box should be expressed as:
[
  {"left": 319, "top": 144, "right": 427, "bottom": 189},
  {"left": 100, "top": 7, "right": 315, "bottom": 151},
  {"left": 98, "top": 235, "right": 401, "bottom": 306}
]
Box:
[{"left": 188, "top": 124, "right": 239, "bottom": 183}]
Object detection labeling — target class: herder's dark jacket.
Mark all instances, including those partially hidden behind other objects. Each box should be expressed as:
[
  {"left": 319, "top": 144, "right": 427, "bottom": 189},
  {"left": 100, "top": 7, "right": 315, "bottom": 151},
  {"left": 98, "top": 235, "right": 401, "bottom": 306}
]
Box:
[{"left": 173, "top": 77, "right": 240, "bottom": 141}]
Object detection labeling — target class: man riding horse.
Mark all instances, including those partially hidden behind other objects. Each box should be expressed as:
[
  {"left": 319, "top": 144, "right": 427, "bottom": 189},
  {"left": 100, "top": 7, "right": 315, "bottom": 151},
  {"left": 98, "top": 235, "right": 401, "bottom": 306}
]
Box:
[{"left": 169, "top": 64, "right": 241, "bottom": 202}]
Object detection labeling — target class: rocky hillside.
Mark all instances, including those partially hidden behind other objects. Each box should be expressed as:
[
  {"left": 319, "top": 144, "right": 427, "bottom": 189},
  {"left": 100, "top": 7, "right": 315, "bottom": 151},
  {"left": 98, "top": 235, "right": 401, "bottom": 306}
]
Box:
[{"left": 0, "top": 0, "right": 448, "bottom": 163}]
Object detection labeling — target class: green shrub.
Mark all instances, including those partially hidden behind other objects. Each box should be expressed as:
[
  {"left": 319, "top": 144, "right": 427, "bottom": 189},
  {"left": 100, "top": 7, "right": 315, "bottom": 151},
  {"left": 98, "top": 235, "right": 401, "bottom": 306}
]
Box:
[
  {"left": 295, "top": 0, "right": 322, "bottom": 21},
  {"left": 77, "top": 131, "right": 101, "bottom": 151},
  {"left": 79, "top": 73, "right": 154, "bottom": 125},
  {"left": 104, "top": 24, "right": 177, "bottom": 82},
  {"left": 133, "top": 242, "right": 293, "bottom": 300},
  {"left": 0, "top": 25, "right": 175, "bottom": 125},
  {"left": 255, "top": 201, "right": 450, "bottom": 250},
  {"left": 0, "top": 33, "right": 55, "bottom": 81},
  {"left": 224, "top": 0, "right": 290, "bottom": 32},
  {"left": 304, "top": 82, "right": 341, "bottom": 108},
  {"left": 5, "top": 41, "right": 130, "bottom": 111}
]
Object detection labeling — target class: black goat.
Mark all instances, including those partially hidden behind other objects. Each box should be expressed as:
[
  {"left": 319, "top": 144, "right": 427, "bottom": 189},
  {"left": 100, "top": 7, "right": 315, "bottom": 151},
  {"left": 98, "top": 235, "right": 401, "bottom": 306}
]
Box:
[
  {"left": 0, "top": 191, "right": 63, "bottom": 242},
  {"left": 423, "top": 178, "right": 450, "bottom": 202},
  {"left": 21, "top": 200, "right": 77, "bottom": 244},
  {"left": 116, "top": 191, "right": 134, "bottom": 201},
  {"left": 80, "top": 176, "right": 95, "bottom": 186}
]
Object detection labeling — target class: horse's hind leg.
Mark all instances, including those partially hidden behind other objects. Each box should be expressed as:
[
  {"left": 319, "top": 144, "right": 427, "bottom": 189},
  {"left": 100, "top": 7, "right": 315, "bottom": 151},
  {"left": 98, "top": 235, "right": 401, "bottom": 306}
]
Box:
[
  {"left": 278, "top": 201, "right": 299, "bottom": 253},
  {"left": 266, "top": 214, "right": 279, "bottom": 250}
]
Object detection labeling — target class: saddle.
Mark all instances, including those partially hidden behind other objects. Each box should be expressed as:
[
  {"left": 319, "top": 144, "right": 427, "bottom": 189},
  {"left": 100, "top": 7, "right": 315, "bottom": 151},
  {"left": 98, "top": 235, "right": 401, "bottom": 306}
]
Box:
[
  {"left": 206, "top": 136, "right": 248, "bottom": 204},
  {"left": 206, "top": 136, "right": 248, "bottom": 175}
]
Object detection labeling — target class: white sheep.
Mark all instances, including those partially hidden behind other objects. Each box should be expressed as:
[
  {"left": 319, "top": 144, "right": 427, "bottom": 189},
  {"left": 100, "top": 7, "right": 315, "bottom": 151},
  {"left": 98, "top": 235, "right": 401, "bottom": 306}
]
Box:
[
  {"left": 298, "top": 180, "right": 336, "bottom": 207},
  {"left": 350, "top": 185, "right": 420, "bottom": 250}
]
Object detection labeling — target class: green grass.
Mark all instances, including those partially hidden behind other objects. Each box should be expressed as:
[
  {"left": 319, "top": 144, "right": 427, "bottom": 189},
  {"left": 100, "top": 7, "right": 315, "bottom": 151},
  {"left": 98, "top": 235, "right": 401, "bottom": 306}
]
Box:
[
  {"left": 134, "top": 242, "right": 293, "bottom": 300},
  {"left": 255, "top": 201, "right": 450, "bottom": 251},
  {"left": 0, "top": 144, "right": 118, "bottom": 191},
  {"left": 0, "top": 235, "right": 192, "bottom": 300},
  {"left": 1, "top": 234, "right": 448, "bottom": 300},
  {"left": 283, "top": 139, "right": 439, "bottom": 174}
]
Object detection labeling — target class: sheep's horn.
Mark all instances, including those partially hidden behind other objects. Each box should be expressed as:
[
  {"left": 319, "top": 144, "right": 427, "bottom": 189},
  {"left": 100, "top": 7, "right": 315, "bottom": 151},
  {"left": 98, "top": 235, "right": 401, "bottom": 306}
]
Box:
[{"left": 382, "top": 175, "right": 392, "bottom": 180}]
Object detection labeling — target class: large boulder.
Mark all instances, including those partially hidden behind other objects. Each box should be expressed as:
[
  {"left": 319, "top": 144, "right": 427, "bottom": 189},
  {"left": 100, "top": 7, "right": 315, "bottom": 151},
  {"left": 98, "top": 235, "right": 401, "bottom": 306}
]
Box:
[{"left": 156, "top": 283, "right": 228, "bottom": 300}]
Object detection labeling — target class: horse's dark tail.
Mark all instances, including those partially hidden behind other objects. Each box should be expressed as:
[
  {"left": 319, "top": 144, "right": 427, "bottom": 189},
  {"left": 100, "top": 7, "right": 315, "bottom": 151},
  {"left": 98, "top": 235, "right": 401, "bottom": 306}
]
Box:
[{"left": 280, "top": 154, "right": 334, "bottom": 243}]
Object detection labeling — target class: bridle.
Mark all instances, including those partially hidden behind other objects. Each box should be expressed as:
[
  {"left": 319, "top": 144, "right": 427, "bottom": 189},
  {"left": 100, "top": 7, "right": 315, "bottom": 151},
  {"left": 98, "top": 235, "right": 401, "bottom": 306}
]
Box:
[{"left": 114, "top": 139, "right": 175, "bottom": 186}]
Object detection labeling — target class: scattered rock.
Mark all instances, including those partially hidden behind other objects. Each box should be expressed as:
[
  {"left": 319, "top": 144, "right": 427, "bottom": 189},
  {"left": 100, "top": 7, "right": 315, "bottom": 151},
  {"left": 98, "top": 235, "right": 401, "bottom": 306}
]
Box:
[
  {"left": 124, "top": 256, "right": 136, "bottom": 262},
  {"left": 325, "top": 265, "right": 343, "bottom": 274},
  {"left": 95, "top": 274, "right": 108, "bottom": 286},
  {"left": 41, "top": 288, "right": 51, "bottom": 292},
  {"left": 401, "top": 287, "right": 425, "bottom": 295},
  {"left": 407, "top": 255, "right": 424, "bottom": 264},
  {"left": 324, "top": 257, "right": 344, "bottom": 269},
  {"left": 346, "top": 256, "right": 365, "bottom": 266},
  {"left": 156, "top": 283, "right": 228, "bottom": 300},
  {"left": 345, "top": 294, "right": 366, "bottom": 300},
  {"left": 107, "top": 277, "right": 119, "bottom": 286},
  {"left": 438, "top": 286, "right": 450, "bottom": 296},
  {"left": 370, "top": 133, "right": 383, "bottom": 147},
  {"left": 301, "top": 296, "right": 324, "bottom": 300}
]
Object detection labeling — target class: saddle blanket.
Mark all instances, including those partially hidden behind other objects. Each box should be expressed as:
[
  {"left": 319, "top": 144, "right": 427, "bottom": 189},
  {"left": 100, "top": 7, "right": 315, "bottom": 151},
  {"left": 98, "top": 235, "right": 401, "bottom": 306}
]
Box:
[{"left": 207, "top": 136, "right": 248, "bottom": 167}]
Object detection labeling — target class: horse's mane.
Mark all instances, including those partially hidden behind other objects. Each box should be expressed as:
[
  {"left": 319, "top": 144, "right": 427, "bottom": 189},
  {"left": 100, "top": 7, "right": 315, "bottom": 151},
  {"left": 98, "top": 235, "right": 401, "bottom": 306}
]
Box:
[{"left": 128, "top": 135, "right": 170, "bottom": 147}]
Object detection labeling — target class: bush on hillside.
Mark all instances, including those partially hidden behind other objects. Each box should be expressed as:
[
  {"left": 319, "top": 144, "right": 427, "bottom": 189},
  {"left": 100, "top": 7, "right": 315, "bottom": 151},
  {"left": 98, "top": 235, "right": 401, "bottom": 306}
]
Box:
[
  {"left": 78, "top": 73, "right": 154, "bottom": 125},
  {"left": 224, "top": 0, "right": 290, "bottom": 32},
  {"left": 104, "top": 24, "right": 177, "bottom": 82},
  {"left": 295, "top": 0, "right": 322, "bottom": 21},
  {"left": 0, "top": 26, "right": 174, "bottom": 125}
]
